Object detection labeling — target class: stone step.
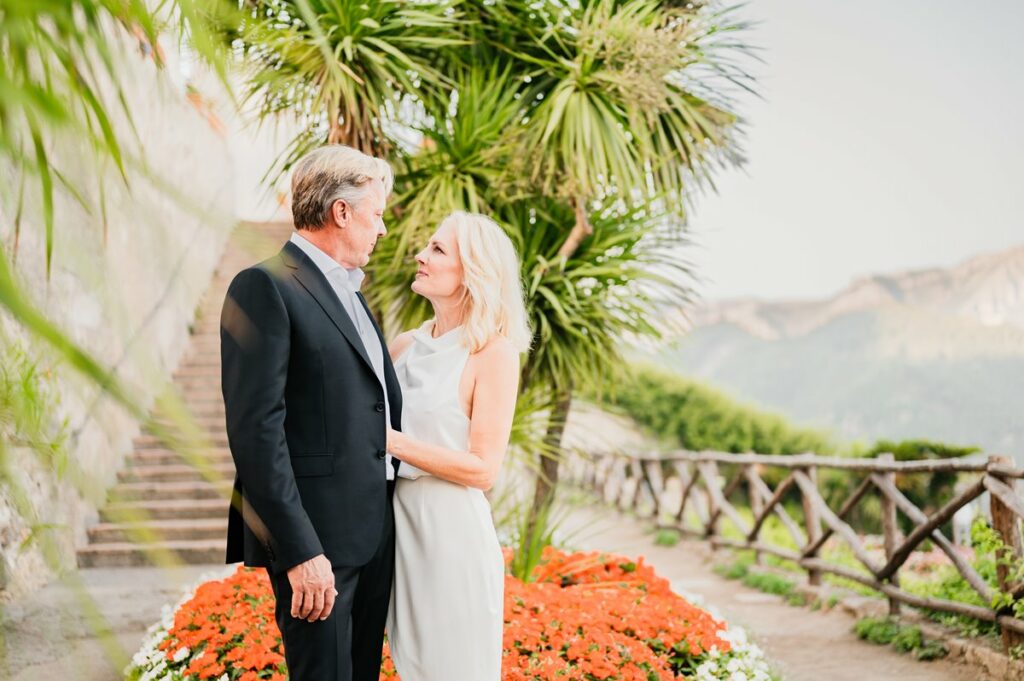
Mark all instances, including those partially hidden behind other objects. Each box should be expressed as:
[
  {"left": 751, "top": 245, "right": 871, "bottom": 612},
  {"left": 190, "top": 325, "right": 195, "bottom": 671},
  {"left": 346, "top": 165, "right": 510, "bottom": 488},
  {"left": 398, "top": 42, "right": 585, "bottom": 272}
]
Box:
[
  {"left": 174, "top": 367, "right": 222, "bottom": 377},
  {"left": 87, "top": 518, "right": 228, "bottom": 543},
  {"left": 118, "top": 462, "right": 235, "bottom": 484},
  {"left": 134, "top": 433, "right": 229, "bottom": 449},
  {"left": 182, "top": 339, "right": 220, "bottom": 349},
  {"left": 77, "top": 539, "right": 226, "bottom": 568},
  {"left": 175, "top": 377, "right": 223, "bottom": 389},
  {"left": 128, "top": 448, "right": 233, "bottom": 466},
  {"left": 175, "top": 396, "right": 225, "bottom": 407},
  {"left": 100, "top": 497, "right": 227, "bottom": 521},
  {"left": 150, "top": 415, "right": 226, "bottom": 430},
  {"left": 175, "top": 389, "right": 224, "bottom": 402},
  {"left": 177, "top": 358, "right": 221, "bottom": 368},
  {"left": 173, "top": 408, "right": 225, "bottom": 420},
  {"left": 111, "top": 480, "right": 232, "bottom": 501}
]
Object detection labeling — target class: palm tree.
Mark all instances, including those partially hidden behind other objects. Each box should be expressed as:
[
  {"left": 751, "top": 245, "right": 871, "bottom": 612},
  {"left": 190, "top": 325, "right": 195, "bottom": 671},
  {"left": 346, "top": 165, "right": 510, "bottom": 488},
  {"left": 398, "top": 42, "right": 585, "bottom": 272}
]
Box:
[{"left": 234, "top": 0, "right": 754, "bottom": 536}]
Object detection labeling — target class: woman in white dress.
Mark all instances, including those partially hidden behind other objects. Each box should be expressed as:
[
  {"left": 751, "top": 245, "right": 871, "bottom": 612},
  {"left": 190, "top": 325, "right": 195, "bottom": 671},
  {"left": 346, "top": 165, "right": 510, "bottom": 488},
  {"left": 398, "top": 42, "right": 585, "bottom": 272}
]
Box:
[{"left": 384, "top": 211, "right": 532, "bottom": 680}]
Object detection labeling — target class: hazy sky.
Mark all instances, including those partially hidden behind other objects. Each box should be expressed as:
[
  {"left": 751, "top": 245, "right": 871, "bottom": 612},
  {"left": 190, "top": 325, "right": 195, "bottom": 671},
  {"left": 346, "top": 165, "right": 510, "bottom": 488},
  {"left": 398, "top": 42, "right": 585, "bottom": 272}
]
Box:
[{"left": 688, "top": 0, "right": 1024, "bottom": 302}]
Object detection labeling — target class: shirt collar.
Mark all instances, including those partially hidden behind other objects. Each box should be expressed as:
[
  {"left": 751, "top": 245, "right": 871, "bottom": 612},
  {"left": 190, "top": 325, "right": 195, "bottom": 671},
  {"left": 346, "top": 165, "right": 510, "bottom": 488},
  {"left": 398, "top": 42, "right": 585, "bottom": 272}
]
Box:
[{"left": 290, "top": 232, "right": 365, "bottom": 292}]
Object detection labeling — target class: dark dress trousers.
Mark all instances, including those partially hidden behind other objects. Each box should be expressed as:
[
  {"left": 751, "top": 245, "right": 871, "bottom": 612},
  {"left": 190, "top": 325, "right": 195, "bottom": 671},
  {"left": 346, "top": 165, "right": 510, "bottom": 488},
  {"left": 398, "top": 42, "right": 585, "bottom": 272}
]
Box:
[{"left": 220, "top": 240, "right": 402, "bottom": 681}]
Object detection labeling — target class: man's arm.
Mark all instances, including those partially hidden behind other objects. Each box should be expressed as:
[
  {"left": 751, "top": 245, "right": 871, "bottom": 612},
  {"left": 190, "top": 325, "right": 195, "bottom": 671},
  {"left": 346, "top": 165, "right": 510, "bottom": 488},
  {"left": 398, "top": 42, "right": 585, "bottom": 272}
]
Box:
[{"left": 220, "top": 267, "right": 322, "bottom": 572}]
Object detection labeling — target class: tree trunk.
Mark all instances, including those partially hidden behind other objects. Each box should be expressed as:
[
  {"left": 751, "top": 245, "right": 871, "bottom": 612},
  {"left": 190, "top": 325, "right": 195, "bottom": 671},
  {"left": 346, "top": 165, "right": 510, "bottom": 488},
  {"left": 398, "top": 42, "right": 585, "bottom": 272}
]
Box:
[
  {"left": 527, "top": 385, "right": 573, "bottom": 539},
  {"left": 556, "top": 197, "right": 592, "bottom": 259}
]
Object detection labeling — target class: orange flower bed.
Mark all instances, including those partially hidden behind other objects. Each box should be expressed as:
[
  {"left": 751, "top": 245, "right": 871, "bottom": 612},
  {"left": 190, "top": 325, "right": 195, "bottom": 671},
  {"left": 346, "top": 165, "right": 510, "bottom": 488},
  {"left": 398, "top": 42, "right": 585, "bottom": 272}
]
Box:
[{"left": 128, "top": 547, "right": 736, "bottom": 681}]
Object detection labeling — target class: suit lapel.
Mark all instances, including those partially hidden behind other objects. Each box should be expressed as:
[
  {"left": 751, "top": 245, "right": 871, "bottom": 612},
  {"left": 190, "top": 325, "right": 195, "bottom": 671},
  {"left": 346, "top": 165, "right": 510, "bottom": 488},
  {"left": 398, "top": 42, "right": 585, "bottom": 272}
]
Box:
[
  {"left": 356, "top": 291, "right": 403, "bottom": 423},
  {"left": 281, "top": 242, "right": 374, "bottom": 372}
]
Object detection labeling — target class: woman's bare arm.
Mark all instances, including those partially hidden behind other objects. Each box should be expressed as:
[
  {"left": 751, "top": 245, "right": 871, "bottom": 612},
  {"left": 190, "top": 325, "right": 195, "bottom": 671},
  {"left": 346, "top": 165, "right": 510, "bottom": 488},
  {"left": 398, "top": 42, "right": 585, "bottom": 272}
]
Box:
[{"left": 386, "top": 337, "right": 520, "bottom": 490}]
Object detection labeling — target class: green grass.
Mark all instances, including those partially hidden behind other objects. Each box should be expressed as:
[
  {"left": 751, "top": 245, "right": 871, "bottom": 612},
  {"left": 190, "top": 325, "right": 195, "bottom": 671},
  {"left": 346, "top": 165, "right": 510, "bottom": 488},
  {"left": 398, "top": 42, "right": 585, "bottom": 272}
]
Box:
[
  {"left": 713, "top": 553, "right": 754, "bottom": 580},
  {"left": 742, "top": 571, "right": 796, "bottom": 597},
  {"left": 854, "top": 617, "right": 948, "bottom": 661},
  {"left": 654, "top": 528, "right": 681, "bottom": 547},
  {"left": 713, "top": 553, "right": 802, "bottom": 603},
  {"left": 855, "top": 616, "right": 901, "bottom": 645},
  {"left": 784, "top": 591, "right": 809, "bottom": 607}
]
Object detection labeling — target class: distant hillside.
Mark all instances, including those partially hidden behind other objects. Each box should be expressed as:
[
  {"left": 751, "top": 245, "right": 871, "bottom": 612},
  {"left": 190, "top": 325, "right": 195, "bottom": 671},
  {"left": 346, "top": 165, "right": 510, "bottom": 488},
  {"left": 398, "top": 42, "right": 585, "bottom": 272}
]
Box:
[
  {"left": 681, "top": 245, "right": 1024, "bottom": 338},
  {"left": 651, "top": 245, "right": 1024, "bottom": 459}
]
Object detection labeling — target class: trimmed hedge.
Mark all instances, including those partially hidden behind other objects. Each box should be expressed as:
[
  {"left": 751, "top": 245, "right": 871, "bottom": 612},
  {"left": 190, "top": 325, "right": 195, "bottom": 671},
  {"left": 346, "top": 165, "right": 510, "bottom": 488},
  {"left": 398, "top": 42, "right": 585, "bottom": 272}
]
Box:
[{"left": 593, "top": 364, "right": 835, "bottom": 455}]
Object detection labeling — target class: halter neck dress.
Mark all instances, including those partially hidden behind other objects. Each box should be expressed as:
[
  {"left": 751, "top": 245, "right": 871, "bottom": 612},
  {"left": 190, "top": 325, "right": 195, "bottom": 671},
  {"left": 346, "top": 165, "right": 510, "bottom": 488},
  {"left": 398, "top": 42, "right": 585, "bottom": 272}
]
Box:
[{"left": 385, "top": 320, "right": 504, "bottom": 680}]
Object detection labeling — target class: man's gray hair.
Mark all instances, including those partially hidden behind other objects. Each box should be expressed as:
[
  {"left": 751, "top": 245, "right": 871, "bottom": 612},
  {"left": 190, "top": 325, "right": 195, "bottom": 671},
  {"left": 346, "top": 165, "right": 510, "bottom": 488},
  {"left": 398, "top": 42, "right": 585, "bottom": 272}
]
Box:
[{"left": 290, "top": 145, "right": 394, "bottom": 230}]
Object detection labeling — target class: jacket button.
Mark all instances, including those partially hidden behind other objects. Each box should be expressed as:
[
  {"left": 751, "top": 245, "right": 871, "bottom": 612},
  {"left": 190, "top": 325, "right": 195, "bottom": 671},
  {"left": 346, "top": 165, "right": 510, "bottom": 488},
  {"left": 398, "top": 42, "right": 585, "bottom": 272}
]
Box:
[
  {"left": 375, "top": 402, "right": 385, "bottom": 412},
  {"left": 376, "top": 449, "right": 387, "bottom": 460}
]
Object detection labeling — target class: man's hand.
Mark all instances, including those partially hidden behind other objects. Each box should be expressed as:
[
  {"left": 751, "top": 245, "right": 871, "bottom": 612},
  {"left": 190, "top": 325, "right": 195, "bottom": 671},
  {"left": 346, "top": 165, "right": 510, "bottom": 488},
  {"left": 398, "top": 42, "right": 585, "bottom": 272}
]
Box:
[{"left": 286, "top": 554, "right": 337, "bottom": 622}]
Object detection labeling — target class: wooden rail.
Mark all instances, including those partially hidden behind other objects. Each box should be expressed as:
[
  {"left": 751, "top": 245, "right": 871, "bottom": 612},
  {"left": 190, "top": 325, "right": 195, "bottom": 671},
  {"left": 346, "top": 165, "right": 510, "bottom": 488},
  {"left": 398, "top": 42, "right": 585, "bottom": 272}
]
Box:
[{"left": 563, "top": 450, "right": 1024, "bottom": 650}]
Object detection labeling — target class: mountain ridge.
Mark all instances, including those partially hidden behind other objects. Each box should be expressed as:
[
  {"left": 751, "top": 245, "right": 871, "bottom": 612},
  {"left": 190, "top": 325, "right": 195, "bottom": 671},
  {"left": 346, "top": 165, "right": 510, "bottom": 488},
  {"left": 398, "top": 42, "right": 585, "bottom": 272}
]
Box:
[
  {"left": 687, "top": 244, "right": 1024, "bottom": 340},
  {"left": 655, "top": 242, "right": 1024, "bottom": 458}
]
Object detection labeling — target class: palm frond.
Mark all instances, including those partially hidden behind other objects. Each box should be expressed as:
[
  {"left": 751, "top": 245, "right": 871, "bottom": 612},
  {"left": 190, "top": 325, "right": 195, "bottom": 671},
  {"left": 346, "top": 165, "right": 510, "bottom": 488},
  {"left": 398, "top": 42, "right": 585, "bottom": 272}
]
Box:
[
  {"left": 231, "top": 0, "right": 465, "bottom": 178},
  {"left": 508, "top": 195, "right": 694, "bottom": 395},
  {"left": 468, "top": 0, "right": 754, "bottom": 210}
]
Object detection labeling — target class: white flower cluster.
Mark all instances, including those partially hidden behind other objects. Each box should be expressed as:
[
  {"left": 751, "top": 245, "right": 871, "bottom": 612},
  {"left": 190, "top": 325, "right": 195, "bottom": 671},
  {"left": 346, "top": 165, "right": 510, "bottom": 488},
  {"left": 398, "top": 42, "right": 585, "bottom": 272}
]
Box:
[
  {"left": 124, "top": 566, "right": 236, "bottom": 681},
  {"left": 694, "top": 625, "right": 774, "bottom": 681},
  {"left": 670, "top": 582, "right": 775, "bottom": 681}
]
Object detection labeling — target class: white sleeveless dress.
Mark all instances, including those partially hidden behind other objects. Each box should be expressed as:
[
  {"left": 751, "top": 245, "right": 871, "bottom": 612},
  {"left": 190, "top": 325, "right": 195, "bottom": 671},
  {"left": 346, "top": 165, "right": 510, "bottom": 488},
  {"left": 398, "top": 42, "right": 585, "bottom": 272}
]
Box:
[{"left": 386, "top": 321, "right": 504, "bottom": 680}]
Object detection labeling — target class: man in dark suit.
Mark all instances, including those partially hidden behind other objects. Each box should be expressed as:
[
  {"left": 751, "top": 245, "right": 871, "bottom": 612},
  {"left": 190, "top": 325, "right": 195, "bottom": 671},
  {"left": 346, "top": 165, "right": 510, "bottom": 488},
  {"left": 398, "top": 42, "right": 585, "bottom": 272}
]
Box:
[{"left": 220, "top": 144, "right": 402, "bottom": 681}]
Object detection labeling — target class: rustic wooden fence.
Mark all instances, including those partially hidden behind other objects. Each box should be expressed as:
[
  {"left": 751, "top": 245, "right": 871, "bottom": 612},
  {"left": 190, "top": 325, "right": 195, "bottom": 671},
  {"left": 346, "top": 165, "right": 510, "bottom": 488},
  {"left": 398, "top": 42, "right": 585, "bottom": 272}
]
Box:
[{"left": 563, "top": 450, "right": 1024, "bottom": 650}]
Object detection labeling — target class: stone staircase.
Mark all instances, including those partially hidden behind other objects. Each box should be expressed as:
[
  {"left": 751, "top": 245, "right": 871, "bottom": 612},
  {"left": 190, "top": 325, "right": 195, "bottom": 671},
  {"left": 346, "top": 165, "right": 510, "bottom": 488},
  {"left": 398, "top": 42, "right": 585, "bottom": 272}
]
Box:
[{"left": 77, "top": 221, "right": 291, "bottom": 568}]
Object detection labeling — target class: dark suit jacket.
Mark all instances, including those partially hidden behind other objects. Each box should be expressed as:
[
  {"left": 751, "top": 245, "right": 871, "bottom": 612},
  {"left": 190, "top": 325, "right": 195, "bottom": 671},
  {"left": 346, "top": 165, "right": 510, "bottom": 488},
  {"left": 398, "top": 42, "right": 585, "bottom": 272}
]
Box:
[{"left": 220, "top": 240, "right": 402, "bottom": 574}]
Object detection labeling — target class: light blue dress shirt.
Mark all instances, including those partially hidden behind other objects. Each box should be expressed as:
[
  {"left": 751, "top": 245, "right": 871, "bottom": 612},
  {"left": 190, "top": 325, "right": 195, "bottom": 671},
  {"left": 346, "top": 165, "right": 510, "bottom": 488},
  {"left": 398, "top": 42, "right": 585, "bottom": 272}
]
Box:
[{"left": 289, "top": 232, "right": 395, "bottom": 480}]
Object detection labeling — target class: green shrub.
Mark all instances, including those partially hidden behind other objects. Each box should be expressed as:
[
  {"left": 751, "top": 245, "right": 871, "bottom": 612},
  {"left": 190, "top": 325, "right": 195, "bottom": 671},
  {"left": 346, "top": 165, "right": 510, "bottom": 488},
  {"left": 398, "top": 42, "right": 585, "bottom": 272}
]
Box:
[
  {"left": 915, "top": 640, "right": 948, "bottom": 661},
  {"left": 741, "top": 571, "right": 794, "bottom": 597},
  {"left": 855, "top": 617, "right": 901, "bottom": 645},
  {"left": 713, "top": 560, "right": 750, "bottom": 580},
  {"left": 713, "top": 553, "right": 753, "bottom": 580},
  {"left": 654, "top": 528, "right": 681, "bottom": 547},
  {"left": 855, "top": 617, "right": 947, "bottom": 660},
  {"left": 784, "top": 591, "right": 808, "bottom": 607},
  {"left": 892, "top": 625, "right": 923, "bottom": 653},
  {"left": 900, "top": 517, "right": 1002, "bottom": 639},
  {"left": 591, "top": 364, "right": 836, "bottom": 456}
]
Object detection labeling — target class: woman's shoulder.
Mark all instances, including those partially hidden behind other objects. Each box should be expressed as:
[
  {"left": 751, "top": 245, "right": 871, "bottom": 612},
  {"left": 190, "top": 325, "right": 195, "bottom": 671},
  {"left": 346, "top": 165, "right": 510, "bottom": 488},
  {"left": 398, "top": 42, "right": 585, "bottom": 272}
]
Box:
[
  {"left": 388, "top": 329, "right": 417, "bottom": 361},
  {"left": 472, "top": 335, "right": 520, "bottom": 365}
]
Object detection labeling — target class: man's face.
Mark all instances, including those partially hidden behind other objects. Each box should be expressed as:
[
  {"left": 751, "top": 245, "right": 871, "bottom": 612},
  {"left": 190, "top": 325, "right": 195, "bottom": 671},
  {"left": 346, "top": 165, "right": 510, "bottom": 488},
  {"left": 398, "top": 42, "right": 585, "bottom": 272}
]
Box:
[{"left": 338, "top": 179, "right": 387, "bottom": 268}]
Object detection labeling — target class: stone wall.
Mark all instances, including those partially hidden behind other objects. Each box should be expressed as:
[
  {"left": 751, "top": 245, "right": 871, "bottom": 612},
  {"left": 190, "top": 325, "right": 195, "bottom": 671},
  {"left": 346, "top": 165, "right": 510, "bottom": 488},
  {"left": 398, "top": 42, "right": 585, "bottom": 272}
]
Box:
[{"left": 0, "top": 30, "right": 290, "bottom": 598}]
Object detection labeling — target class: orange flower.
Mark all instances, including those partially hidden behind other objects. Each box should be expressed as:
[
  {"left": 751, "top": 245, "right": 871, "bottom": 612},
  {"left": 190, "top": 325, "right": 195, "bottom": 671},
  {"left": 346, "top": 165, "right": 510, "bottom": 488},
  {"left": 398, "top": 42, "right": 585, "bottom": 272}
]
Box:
[{"left": 139, "top": 548, "right": 731, "bottom": 680}]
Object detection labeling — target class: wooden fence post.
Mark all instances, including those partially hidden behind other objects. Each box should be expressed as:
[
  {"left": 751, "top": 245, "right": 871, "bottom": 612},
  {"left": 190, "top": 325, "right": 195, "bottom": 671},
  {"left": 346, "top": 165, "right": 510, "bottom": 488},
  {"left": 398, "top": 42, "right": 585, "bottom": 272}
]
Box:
[
  {"left": 989, "top": 455, "right": 1024, "bottom": 651},
  {"left": 746, "top": 464, "right": 764, "bottom": 565},
  {"left": 702, "top": 461, "right": 720, "bottom": 541},
  {"left": 878, "top": 453, "right": 900, "bottom": 615},
  {"left": 801, "top": 466, "right": 822, "bottom": 585}
]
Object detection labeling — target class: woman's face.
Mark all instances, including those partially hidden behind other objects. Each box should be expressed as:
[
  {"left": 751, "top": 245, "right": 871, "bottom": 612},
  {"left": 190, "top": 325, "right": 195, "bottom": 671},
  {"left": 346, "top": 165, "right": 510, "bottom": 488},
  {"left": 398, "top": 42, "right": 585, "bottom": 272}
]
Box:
[{"left": 411, "top": 221, "right": 464, "bottom": 300}]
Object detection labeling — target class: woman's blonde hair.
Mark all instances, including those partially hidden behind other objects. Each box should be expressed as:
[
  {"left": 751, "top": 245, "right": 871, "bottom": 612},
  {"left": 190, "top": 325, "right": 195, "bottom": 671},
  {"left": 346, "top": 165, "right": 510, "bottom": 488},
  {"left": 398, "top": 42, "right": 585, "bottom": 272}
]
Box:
[{"left": 443, "top": 211, "right": 532, "bottom": 354}]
